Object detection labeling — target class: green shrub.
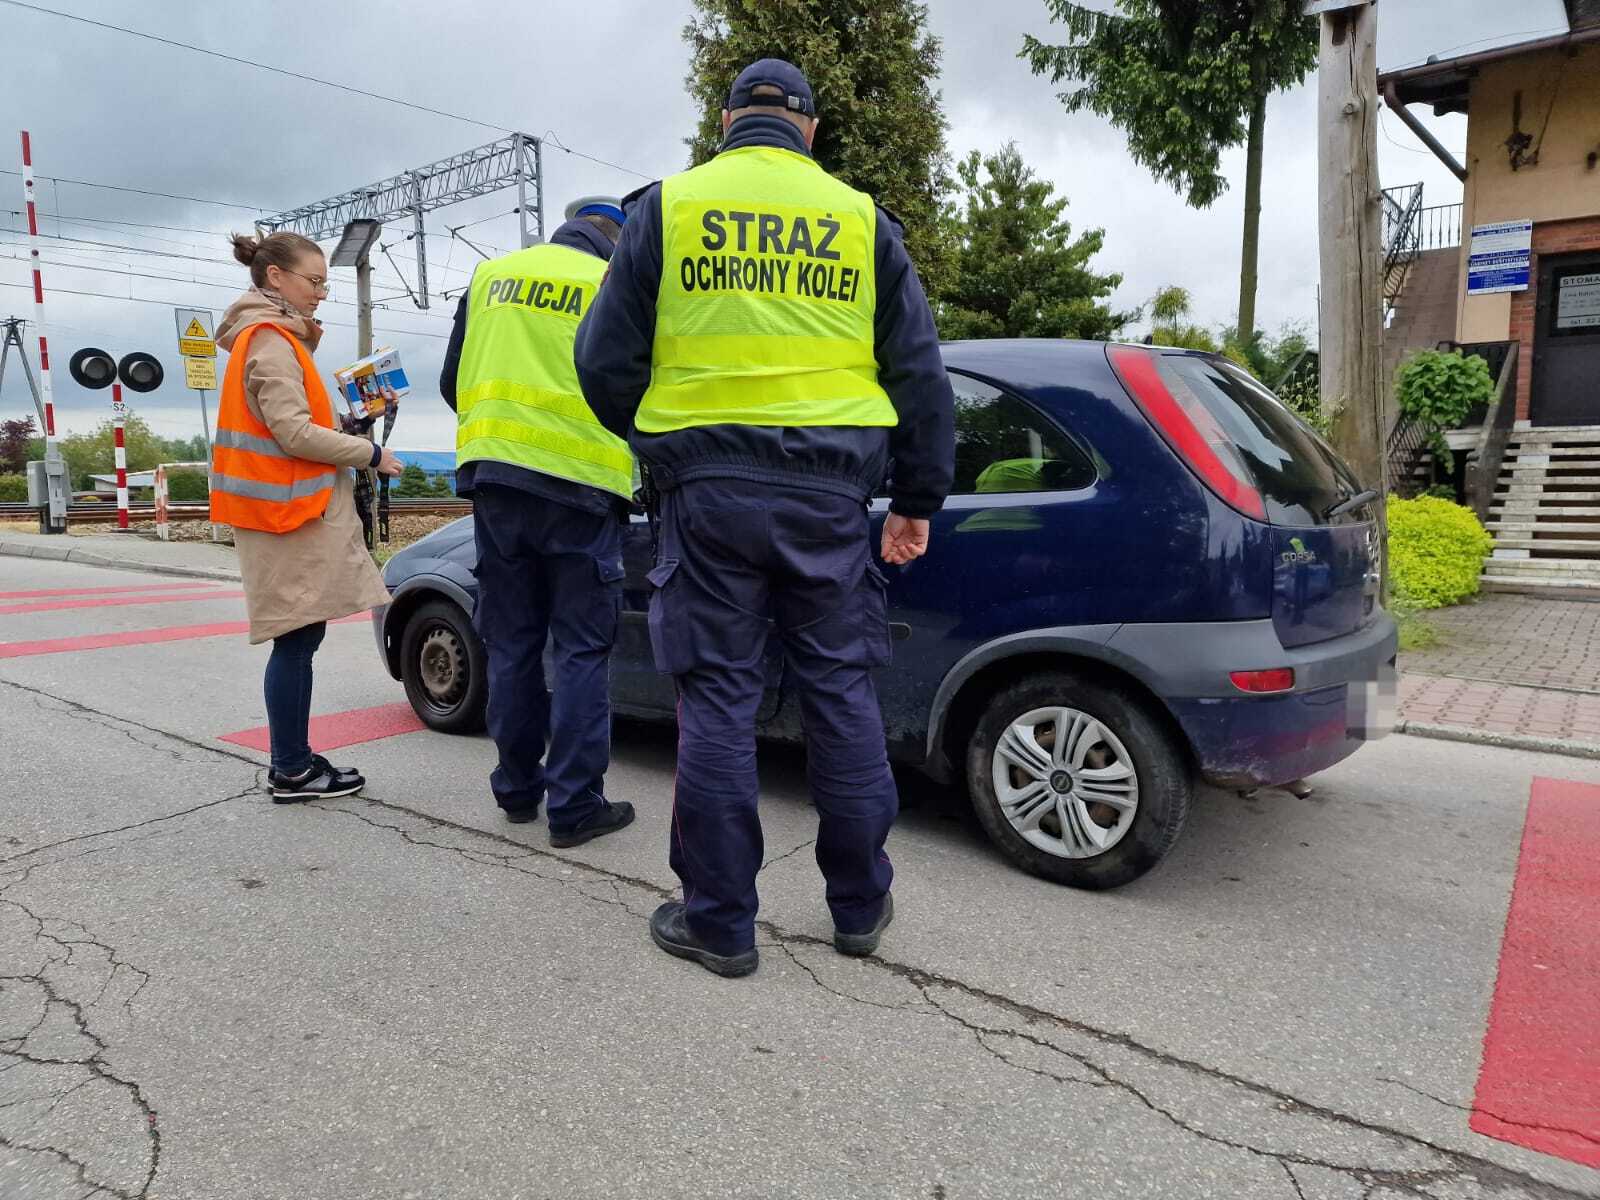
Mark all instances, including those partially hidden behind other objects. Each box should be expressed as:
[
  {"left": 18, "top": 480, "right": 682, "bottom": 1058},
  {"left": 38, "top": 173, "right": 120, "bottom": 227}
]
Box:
[
  {"left": 166, "top": 470, "right": 209, "bottom": 502},
  {"left": 1388, "top": 496, "right": 1494, "bottom": 609},
  {"left": 1395, "top": 349, "right": 1492, "bottom": 461},
  {"left": 1421, "top": 483, "right": 1458, "bottom": 502},
  {"left": 0, "top": 473, "right": 26, "bottom": 502}
]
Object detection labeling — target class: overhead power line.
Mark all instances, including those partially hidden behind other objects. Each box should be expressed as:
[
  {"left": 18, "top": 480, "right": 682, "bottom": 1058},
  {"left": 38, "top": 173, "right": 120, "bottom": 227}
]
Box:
[
  {"left": 0, "top": 280, "right": 451, "bottom": 340},
  {"left": 0, "top": 167, "right": 269, "bottom": 212}
]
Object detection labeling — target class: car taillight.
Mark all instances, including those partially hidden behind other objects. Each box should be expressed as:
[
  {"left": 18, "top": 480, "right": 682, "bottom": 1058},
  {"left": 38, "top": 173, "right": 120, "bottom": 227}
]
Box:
[
  {"left": 1230, "top": 668, "right": 1295, "bottom": 694},
  {"left": 1106, "top": 345, "right": 1267, "bottom": 521}
]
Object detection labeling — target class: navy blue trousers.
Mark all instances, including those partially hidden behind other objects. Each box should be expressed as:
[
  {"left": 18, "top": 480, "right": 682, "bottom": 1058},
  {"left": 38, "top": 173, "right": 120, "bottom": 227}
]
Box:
[
  {"left": 471, "top": 484, "right": 624, "bottom": 835},
  {"left": 648, "top": 478, "right": 897, "bottom": 956},
  {"left": 264, "top": 621, "right": 327, "bottom": 776}
]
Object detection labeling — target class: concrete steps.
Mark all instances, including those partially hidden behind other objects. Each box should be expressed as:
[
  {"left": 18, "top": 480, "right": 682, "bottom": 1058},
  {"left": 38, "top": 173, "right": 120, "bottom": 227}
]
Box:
[{"left": 1480, "top": 427, "right": 1600, "bottom": 596}]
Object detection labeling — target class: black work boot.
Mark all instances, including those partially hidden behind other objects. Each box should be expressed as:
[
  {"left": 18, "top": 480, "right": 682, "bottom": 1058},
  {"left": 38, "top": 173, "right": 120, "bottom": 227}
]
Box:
[
  {"left": 833, "top": 894, "right": 894, "bottom": 957},
  {"left": 500, "top": 804, "right": 541, "bottom": 825},
  {"left": 549, "top": 800, "right": 635, "bottom": 848},
  {"left": 649, "top": 901, "right": 759, "bottom": 978}
]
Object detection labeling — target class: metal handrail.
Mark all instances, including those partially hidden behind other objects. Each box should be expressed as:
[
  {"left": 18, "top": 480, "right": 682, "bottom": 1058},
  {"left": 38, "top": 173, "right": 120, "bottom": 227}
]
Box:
[
  {"left": 1385, "top": 411, "right": 1432, "bottom": 499},
  {"left": 1417, "top": 203, "right": 1462, "bottom": 251},
  {"left": 1380, "top": 184, "right": 1425, "bottom": 320}
]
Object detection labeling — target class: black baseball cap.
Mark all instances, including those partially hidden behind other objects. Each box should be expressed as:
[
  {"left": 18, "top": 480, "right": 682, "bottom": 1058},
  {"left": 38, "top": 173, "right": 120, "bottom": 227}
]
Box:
[{"left": 726, "top": 58, "right": 815, "bottom": 117}]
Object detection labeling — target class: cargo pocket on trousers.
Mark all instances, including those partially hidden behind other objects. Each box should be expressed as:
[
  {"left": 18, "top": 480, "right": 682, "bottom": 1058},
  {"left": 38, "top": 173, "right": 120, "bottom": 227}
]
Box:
[
  {"left": 858, "top": 560, "right": 893, "bottom": 667},
  {"left": 646, "top": 559, "right": 692, "bottom": 675},
  {"left": 596, "top": 555, "right": 625, "bottom": 642}
]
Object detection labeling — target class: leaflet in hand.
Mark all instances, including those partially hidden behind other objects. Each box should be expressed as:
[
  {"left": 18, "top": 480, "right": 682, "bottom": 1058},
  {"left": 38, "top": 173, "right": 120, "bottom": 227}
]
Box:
[{"left": 334, "top": 347, "right": 410, "bottom": 420}]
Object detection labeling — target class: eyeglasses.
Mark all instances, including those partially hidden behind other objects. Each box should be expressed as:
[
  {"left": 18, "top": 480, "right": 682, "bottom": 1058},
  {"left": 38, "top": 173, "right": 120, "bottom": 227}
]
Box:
[{"left": 283, "top": 268, "right": 330, "bottom": 295}]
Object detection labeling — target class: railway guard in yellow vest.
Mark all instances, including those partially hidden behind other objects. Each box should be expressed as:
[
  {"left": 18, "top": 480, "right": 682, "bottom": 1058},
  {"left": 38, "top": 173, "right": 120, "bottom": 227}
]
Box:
[
  {"left": 575, "top": 61, "right": 957, "bottom": 976},
  {"left": 440, "top": 201, "right": 637, "bottom": 848}
]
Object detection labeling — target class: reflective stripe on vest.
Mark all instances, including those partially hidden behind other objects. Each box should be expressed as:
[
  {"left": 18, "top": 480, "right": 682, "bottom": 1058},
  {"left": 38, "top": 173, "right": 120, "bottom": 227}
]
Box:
[
  {"left": 209, "top": 322, "right": 339, "bottom": 534},
  {"left": 637, "top": 145, "right": 896, "bottom": 433},
  {"left": 454, "top": 243, "right": 635, "bottom": 499}
]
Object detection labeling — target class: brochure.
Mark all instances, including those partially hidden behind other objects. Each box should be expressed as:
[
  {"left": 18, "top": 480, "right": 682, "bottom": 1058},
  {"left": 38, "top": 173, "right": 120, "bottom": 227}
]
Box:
[{"left": 334, "top": 347, "right": 410, "bottom": 420}]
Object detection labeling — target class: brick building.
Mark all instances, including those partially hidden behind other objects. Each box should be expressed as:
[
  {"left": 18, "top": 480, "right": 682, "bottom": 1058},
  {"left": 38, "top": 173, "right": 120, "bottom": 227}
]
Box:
[{"left": 1382, "top": 1, "right": 1600, "bottom": 596}]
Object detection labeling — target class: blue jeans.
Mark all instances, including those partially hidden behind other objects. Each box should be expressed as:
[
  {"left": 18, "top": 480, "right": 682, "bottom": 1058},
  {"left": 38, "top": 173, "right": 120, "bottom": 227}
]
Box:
[
  {"left": 471, "top": 484, "right": 624, "bottom": 834},
  {"left": 264, "top": 621, "right": 327, "bottom": 776}
]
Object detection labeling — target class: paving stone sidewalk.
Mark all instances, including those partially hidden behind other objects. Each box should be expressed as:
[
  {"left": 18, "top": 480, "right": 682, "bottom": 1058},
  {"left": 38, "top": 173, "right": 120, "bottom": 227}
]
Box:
[
  {"left": 1399, "top": 593, "right": 1600, "bottom": 758},
  {"left": 0, "top": 530, "right": 241, "bottom": 580}
]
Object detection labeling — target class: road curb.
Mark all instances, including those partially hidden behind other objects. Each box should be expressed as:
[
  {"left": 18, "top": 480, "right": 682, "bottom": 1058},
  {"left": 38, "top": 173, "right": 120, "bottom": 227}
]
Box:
[
  {"left": 1397, "top": 718, "right": 1600, "bottom": 762},
  {"left": 0, "top": 539, "right": 242, "bottom": 583}
]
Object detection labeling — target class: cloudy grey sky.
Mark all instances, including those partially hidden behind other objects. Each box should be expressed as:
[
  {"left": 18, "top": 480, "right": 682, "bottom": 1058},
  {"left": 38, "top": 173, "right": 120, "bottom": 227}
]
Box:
[{"left": 0, "top": 0, "right": 1570, "bottom": 450}]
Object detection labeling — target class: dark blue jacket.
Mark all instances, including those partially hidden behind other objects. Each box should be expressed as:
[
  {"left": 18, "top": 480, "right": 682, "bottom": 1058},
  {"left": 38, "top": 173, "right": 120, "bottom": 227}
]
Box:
[
  {"left": 572, "top": 116, "right": 955, "bottom": 518},
  {"left": 440, "top": 219, "right": 623, "bottom": 516}
]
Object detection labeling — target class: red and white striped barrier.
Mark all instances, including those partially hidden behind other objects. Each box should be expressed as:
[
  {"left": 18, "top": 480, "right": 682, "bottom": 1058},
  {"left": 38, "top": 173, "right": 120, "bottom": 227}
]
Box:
[
  {"left": 153, "top": 464, "right": 169, "bottom": 541},
  {"left": 19, "top": 131, "right": 57, "bottom": 454},
  {"left": 112, "top": 382, "right": 129, "bottom": 530}
]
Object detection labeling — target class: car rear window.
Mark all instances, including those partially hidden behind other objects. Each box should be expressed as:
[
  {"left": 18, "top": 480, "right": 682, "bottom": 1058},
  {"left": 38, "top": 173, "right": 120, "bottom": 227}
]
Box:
[{"left": 1156, "top": 355, "right": 1360, "bottom": 526}]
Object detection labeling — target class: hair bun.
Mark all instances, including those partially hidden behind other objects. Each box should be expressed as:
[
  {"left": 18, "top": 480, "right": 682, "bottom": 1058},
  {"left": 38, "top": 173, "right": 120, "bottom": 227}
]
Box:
[{"left": 229, "top": 232, "right": 261, "bottom": 266}]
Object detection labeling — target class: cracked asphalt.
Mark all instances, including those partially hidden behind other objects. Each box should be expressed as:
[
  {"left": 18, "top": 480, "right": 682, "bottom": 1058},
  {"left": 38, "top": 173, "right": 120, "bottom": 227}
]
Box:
[{"left": 3, "top": 556, "right": 1598, "bottom": 1199}]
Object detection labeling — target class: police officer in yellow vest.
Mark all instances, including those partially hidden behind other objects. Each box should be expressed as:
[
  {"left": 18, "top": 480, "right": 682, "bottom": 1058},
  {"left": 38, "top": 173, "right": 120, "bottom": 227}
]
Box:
[
  {"left": 575, "top": 61, "right": 955, "bottom": 976},
  {"left": 440, "top": 200, "right": 637, "bottom": 847}
]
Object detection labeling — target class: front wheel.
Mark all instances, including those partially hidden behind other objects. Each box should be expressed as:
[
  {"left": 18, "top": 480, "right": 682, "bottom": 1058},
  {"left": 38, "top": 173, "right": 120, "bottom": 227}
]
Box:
[
  {"left": 400, "top": 598, "right": 487, "bottom": 734},
  {"left": 965, "top": 672, "right": 1192, "bottom": 889}
]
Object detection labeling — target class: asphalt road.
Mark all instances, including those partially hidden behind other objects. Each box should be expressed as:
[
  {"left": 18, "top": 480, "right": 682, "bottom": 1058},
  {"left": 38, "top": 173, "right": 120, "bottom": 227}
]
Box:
[{"left": 2, "top": 555, "right": 1597, "bottom": 1200}]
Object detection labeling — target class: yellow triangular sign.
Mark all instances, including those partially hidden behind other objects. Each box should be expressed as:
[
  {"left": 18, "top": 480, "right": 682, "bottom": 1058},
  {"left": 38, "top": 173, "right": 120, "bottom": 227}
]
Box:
[{"left": 184, "top": 318, "right": 208, "bottom": 337}]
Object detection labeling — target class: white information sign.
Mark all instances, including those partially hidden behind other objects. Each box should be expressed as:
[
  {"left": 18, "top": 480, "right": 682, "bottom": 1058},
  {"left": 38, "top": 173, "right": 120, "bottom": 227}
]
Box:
[
  {"left": 1466, "top": 220, "right": 1533, "bottom": 295},
  {"left": 1556, "top": 272, "right": 1600, "bottom": 331}
]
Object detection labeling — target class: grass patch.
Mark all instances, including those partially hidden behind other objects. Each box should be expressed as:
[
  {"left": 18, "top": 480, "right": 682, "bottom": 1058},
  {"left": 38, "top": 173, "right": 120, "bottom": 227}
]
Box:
[{"left": 1395, "top": 606, "right": 1443, "bottom": 653}]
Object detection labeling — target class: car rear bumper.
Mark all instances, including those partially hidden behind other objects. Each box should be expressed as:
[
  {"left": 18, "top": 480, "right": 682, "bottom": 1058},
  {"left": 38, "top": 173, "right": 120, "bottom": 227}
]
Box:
[{"left": 1108, "top": 614, "right": 1398, "bottom": 788}]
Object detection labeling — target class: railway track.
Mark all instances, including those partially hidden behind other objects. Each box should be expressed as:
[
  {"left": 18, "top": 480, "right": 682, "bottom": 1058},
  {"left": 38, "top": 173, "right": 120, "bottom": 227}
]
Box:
[{"left": 0, "top": 498, "right": 473, "bottom": 524}]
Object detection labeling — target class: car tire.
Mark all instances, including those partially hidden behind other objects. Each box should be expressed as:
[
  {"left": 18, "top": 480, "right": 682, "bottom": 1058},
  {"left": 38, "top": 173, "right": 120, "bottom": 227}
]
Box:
[
  {"left": 399, "top": 598, "right": 487, "bottom": 734},
  {"left": 965, "top": 671, "right": 1192, "bottom": 889}
]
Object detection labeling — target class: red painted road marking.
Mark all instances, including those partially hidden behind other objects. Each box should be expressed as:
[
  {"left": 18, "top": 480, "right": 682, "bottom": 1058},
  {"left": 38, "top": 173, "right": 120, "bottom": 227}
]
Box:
[
  {"left": 218, "top": 701, "right": 426, "bottom": 754},
  {"left": 0, "top": 589, "right": 245, "bottom": 616},
  {"left": 0, "top": 611, "right": 369, "bottom": 659},
  {"left": 1471, "top": 776, "right": 1600, "bottom": 1168},
  {"left": 0, "top": 582, "right": 221, "bottom": 601}
]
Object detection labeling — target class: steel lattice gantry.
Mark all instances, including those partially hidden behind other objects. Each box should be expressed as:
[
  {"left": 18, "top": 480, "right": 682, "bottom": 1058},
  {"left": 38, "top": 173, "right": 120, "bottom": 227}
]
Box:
[{"left": 256, "top": 133, "right": 545, "bottom": 311}]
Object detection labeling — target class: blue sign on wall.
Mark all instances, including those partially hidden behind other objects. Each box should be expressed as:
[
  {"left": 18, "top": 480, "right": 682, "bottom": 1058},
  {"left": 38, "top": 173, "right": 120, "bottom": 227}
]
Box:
[{"left": 1466, "top": 220, "right": 1533, "bottom": 295}]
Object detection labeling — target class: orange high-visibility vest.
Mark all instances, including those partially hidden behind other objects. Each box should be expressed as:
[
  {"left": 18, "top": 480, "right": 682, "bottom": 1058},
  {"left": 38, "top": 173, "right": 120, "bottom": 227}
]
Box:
[{"left": 210, "top": 323, "right": 340, "bottom": 534}]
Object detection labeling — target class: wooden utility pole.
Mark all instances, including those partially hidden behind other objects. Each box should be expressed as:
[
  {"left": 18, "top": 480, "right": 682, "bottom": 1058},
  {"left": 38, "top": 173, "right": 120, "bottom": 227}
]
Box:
[{"left": 1310, "top": 0, "right": 1386, "bottom": 504}]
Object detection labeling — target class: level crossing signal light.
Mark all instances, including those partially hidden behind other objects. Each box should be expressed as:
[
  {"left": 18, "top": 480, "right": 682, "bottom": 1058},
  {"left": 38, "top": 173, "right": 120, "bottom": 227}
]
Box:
[
  {"left": 67, "top": 346, "right": 165, "bottom": 531},
  {"left": 68, "top": 347, "right": 164, "bottom": 393}
]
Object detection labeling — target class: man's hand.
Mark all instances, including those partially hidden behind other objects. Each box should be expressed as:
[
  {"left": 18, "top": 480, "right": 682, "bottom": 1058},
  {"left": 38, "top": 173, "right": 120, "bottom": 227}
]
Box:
[
  {"left": 880, "top": 513, "right": 929, "bottom": 565},
  {"left": 376, "top": 447, "right": 404, "bottom": 478}
]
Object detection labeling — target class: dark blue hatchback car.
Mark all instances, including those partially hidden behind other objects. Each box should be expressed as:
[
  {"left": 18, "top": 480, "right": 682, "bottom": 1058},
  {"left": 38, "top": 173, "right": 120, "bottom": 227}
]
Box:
[{"left": 375, "top": 340, "right": 1396, "bottom": 889}]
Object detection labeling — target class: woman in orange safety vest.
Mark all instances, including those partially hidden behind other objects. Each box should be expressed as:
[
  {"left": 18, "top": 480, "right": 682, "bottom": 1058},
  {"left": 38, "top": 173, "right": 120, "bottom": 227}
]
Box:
[{"left": 214, "top": 230, "right": 401, "bottom": 803}]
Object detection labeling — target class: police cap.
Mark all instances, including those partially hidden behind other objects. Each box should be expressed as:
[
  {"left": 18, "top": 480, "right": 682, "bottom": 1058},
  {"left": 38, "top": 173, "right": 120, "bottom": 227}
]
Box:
[
  {"left": 726, "top": 58, "right": 815, "bottom": 118},
  {"left": 564, "top": 195, "right": 626, "bottom": 226}
]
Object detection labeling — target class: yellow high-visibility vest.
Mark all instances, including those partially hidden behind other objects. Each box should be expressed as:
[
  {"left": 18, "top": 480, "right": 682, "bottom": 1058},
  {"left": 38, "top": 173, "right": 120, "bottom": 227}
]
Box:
[
  {"left": 637, "top": 145, "right": 897, "bottom": 433},
  {"left": 455, "top": 242, "right": 634, "bottom": 499}
]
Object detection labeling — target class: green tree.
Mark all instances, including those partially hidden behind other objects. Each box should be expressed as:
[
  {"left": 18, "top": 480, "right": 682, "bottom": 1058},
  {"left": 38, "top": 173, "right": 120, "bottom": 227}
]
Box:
[
  {"left": 58, "top": 412, "right": 167, "bottom": 490},
  {"left": 937, "top": 143, "right": 1128, "bottom": 341},
  {"left": 683, "top": 0, "right": 957, "bottom": 295},
  {"left": 392, "top": 463, "right": 432, "bottom": 498},
  {"left": 0, "top": 416, "right": 36, "bottom": 473},
  {"left": 1021, "top": 0, "right": 1317, "bottom": 342},
  {"left": 427, "top": 472, "right": 453, "bottom": 497},
  {"left": 1146, "top": 283, "right": 1219, "bottom": 351}
]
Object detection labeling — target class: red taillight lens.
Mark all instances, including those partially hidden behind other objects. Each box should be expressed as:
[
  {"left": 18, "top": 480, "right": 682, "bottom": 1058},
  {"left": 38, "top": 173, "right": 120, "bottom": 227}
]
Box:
[
  {"left": 1106, "top": 345, "right": 1267, "bottom": 521},
  {"left": 1230, "top": 668, "right": 1295, "bottom": 694}
]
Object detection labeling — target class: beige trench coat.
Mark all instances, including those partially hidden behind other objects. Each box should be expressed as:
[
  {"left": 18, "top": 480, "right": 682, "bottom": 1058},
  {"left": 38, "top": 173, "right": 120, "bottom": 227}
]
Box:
[{"left": 215, "top": 289, "right": 391, "bottom": 644}]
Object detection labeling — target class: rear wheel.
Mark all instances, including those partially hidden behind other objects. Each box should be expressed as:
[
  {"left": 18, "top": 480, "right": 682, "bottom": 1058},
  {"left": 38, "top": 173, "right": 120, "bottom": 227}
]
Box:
[
  {"left": 965, "top": 671, "right": 1192, "bottom": 889},
  {"left": 400, "top": 598, "right": 487, "bottom": 734}
]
